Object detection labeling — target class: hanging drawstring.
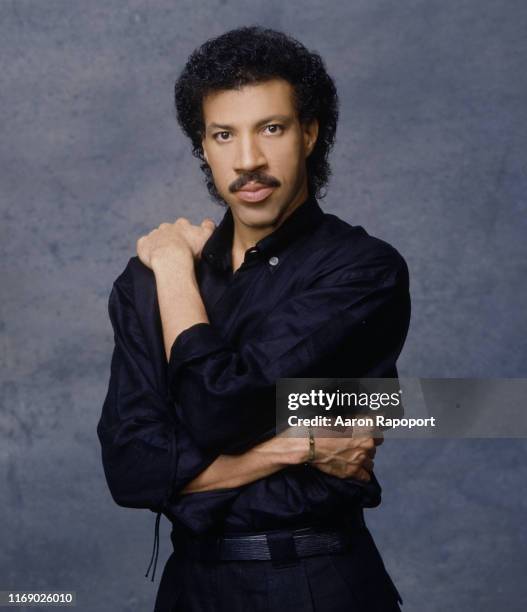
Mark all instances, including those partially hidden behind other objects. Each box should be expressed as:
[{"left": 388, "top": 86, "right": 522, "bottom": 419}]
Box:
[
  {"left": 145, "top": 413, "right": 179, "bottom": 582},
  {"left": 145, "top": 510, "right": 162, "bottom": 582}
]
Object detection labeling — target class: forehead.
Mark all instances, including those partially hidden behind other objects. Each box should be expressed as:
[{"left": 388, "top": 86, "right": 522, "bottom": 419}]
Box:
[{"left": 202, "top": 78, "right": 297, "bottom": 126}]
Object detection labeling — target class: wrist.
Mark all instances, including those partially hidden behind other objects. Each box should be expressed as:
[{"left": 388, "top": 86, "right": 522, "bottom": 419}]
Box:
[
  {"left": 282, "top": 427, "right": 312, "bottom": 465},
  {"left": 306, "top": 425, "right": 316, "bottom": 464},
  {"left": 151, "top": 247, "right": 194, "bottom": 275},
  {"left": 286, "top": 435, "right": 312, "bottom": 465},
  {"left": 255, "top": 433, "right": 310, "bottom": 466}
]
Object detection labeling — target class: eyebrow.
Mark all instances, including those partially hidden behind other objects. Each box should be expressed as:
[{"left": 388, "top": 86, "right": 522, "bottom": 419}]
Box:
[{"left": 206, "top": 114, "right": 293, "bottom": 134}]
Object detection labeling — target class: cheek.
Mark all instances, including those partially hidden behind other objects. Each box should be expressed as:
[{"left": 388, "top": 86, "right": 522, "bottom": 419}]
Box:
[
  {"left": 269, "top": 144, "right": 305, "bottom": 180},
  {"left": 268, "top": 133, "right": 302, "bottom": 160}
]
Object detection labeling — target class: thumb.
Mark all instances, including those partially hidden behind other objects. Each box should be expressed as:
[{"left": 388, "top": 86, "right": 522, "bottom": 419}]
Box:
[{"left": 201, "top": 217, "right": 216, "bottom": 231}]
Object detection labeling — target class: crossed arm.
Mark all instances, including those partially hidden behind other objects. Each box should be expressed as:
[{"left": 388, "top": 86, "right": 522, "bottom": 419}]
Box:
[
  {"left": 97, "top": 218, "right": 405, "bottom": 512},
  {"left": 180, "top": 427, "right": 379, "bottom": 494},
  {"left": 149, "top": 229, "right": 379, "bottom": 494}
]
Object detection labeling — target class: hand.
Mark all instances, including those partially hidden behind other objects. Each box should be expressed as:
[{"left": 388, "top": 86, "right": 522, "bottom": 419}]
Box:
[
  {"left": 136, "top": 217, "right": 216, "bottom": 269},
  {"left": 310, "top": 424, "right": 384, "bottom": 482}
]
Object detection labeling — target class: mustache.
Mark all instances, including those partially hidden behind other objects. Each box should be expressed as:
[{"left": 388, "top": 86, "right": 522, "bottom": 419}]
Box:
[{"left": 229, "top": 171, "right": 281, "bottom": 193}]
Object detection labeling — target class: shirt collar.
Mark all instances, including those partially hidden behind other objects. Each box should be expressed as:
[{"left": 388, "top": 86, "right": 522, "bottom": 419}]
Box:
[{"left": 202, "top": 193, "right": 325, "bottom": 273}]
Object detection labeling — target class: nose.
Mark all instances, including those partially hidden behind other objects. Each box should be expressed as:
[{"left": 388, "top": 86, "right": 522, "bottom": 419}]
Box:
[{"left": 233, "top": 133, "right": 267, "bottom": 173}]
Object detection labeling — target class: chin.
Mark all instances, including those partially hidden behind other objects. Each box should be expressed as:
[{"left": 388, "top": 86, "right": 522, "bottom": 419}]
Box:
[{"left": 236, "top": 205, "right": 277, "bottom": 227}]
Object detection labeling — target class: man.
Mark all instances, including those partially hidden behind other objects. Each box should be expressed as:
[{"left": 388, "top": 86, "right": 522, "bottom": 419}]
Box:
[{"left": 97, "top": 26, "right": 410, "bottom": 611}]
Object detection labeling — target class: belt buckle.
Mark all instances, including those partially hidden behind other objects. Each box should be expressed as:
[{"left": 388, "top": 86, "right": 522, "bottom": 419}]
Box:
[{"left": 266, "top": 530, "right": 299, "bottom": 568}]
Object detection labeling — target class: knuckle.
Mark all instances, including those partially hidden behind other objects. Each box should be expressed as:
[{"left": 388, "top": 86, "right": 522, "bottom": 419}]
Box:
[{"left": 346, "top": 464, "right": 359, "bottom": 476}]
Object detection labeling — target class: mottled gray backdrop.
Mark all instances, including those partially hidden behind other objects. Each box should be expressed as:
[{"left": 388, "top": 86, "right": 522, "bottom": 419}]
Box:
[{"left": 1, "top": 1, "right": 526, "bottom": 610}]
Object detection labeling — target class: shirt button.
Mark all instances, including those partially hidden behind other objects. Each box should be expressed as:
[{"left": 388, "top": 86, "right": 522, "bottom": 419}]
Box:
[
  {"left": 269, "top": 256, "right": 279, "bottom": 266},
  {"left": 245, "top": 247, "right": 260, "bottom": 262}
]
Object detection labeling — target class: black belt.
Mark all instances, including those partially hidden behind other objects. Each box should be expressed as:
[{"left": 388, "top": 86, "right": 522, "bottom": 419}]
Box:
[{"left": 171, "top": 509, "right": 367, "bottom": 566}]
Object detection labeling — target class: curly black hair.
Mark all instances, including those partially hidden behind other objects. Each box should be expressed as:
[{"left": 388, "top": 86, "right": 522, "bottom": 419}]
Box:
[{"left": 174, "top": 26, "right": 339, "bottom": 205}]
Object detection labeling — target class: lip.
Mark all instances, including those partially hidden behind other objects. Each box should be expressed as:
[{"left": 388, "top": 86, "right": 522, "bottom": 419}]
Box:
[{"left": 236, "top": 184, "right": 275, "bottom": 203}]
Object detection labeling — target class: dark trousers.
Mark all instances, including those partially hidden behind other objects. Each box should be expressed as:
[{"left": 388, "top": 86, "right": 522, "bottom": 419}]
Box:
[{"left": 153, "top": 525, "right": 403, "bottom": 612}]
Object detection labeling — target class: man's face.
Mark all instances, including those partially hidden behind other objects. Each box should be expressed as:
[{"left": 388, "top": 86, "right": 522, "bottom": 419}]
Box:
[{"left": 201, "top": 78, "right": 318, "bottom": 228}]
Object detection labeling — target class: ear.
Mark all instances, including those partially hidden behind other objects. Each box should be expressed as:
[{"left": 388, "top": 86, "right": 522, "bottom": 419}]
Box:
[{"left": 303, "top": 119, "right": 319, "bottom": 158}]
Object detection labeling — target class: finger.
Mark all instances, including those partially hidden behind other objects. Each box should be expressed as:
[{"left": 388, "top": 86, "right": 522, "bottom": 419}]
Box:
[
  {"left": 201, "top": 218, "right": 216, "bottom": 230},
  {"left": 361, "top": 458, "right": 375, "bottom": 472},
  {"left": 356, "top": 468, "right": 371, "bottom": 482},
  {"left": 365, "top": 447, "right": 377, "bottom": 459},
  {"left": 350, "top": 451, "right": 370, "bottom": 466},
  {"left": 175, "top": 216, "right": 191, "bottom": 225},
  {"left": 359, "top": 437, "right": 376, "bottom": 452}
]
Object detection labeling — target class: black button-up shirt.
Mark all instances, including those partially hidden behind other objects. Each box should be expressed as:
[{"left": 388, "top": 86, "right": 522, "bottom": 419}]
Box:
[{"left": 97, "top": 194, "right": 411, "bottom": 541}]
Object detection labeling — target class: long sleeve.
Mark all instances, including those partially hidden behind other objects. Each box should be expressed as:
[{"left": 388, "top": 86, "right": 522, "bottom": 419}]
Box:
[
  {"left": 167, "top": 243, "right": 411, "bottom": 454},
  {"left": 96, "top": 262, "right": 219, "bottom": 513}
]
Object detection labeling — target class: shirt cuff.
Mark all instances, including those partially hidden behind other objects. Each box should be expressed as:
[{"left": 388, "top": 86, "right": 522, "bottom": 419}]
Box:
[{"left": 167, "top": 322, "right": 226, "bottom": 387}]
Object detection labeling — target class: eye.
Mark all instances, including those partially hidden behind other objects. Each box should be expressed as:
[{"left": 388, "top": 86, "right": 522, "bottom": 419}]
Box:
[
  {"left": 213, "top": 131, "right": 231, "bottom": 142},
  {"left": 263, "top": 124, "right": 284, "bottom": 135}
]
